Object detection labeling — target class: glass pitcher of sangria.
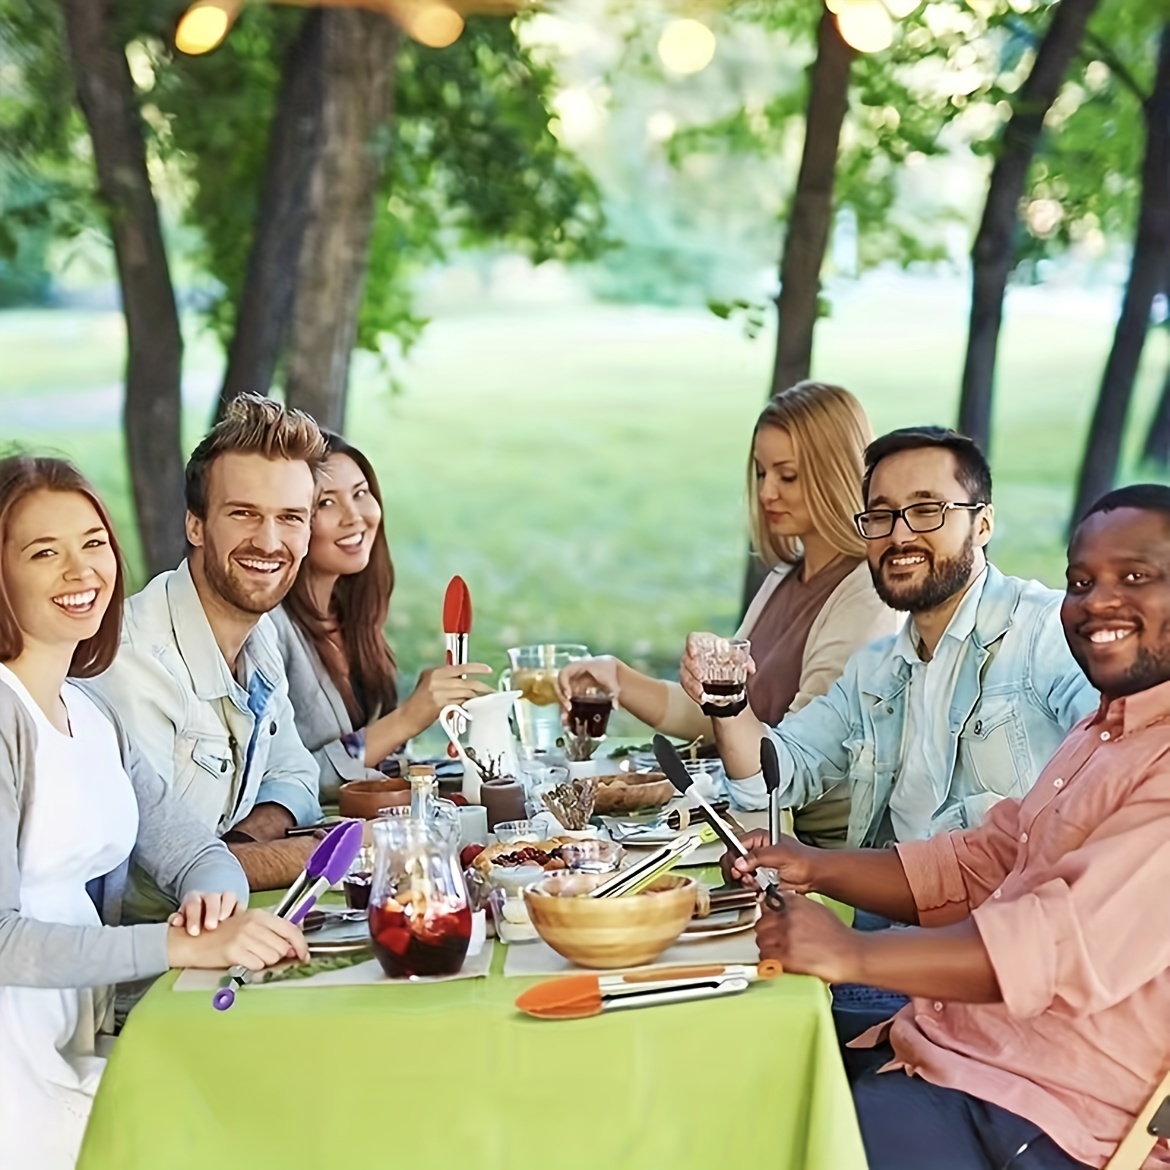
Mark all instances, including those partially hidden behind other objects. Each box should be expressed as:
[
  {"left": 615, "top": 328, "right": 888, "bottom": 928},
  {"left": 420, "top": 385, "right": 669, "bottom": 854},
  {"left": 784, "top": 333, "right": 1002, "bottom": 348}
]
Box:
[{"left": 368, "top": 816, "right": 472, "bottom": 978}]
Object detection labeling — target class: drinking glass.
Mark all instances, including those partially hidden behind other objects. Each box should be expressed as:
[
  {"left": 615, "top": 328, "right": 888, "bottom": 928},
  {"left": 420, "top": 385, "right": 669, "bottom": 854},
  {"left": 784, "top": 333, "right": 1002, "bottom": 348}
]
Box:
[
  {"left": 369, "top": 817, "right": 471, "bottom": 978},
  {"left": 500, "top": 644, "right": 589, "bottom": 751},
  {"left": 565, "top": 684, "right": 615, "bottom": 740},
  {"left": 691, "top": 636, "right": 752, "bottom": 718}
]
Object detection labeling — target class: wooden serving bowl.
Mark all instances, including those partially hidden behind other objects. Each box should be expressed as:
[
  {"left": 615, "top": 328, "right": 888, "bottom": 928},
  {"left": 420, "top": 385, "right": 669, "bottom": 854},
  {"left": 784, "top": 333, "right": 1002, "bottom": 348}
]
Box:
[
  {"left": 592, "top": 772, "right": 676, "bottom": 815},
  {"left": 338, "top": 778, "right": 410, "bottom": 819},
  {"left": 523, "top": 872, "right": 697, "bottom": 969}
]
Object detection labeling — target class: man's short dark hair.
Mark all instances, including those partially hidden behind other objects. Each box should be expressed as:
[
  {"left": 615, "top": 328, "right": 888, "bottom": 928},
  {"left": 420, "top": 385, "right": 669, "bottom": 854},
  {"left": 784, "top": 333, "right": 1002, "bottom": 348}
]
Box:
[
  {"left": 1078, "top": 483, "right": 1170, "bottom": 527},
  {"left": 863, "top": 426, "right": 993, "bottom": 506}
]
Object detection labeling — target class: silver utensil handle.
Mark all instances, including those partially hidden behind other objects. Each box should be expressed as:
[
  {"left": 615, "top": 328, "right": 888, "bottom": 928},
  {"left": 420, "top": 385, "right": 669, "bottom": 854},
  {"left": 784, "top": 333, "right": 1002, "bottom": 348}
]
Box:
[{"left": 605, "top": 977, "right": 750, "bottom": 1013}]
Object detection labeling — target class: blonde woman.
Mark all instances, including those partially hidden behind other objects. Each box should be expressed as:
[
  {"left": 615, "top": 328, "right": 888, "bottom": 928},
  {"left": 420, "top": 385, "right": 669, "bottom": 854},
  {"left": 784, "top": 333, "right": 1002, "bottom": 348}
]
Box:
[{"left": 560, "top": 381, "right": 899, "bottom": 847}]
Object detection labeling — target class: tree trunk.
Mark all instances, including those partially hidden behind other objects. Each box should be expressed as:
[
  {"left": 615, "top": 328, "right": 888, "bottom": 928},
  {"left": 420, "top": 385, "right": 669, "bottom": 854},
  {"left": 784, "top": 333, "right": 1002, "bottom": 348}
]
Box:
[
  {"left": 1071, "top": 26, "right": 1170, "bottom": 526},
  {"left": 1141, "top": 334, "right": 1170, "bottom": 468},
  {"left": 59, "top": 0, "right": 186, "bottom": 577},
  {"left": 770, "top": 8, "right": 855, "bottom": 397},
  {"left": 215, "top": 11, "right": 326, "bottom": 420},
  {"left": 741, "top": 10, "right": 854, "bottom": 615},
  {"left": 284, "top": 10, "right": 398, "bottom": 431},
  {"left": 956, "top": 0, "right": 1101, "bottom": 453}
]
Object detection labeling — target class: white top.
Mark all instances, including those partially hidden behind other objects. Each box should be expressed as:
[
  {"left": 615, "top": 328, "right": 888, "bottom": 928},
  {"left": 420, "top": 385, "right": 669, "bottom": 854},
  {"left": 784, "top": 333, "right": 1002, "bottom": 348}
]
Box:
[
  {"left": 887, "top": 569, "right": 989, "bottom": 842},
  {"left": 0, "top": 663, "right": 139, "bottom": 1170}
]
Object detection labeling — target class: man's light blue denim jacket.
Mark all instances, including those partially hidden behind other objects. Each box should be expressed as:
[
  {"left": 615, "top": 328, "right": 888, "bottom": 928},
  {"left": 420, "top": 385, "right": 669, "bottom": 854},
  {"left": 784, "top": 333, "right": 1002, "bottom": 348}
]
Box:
[
  {"left": 92, "top": 561, "right": 322, "bottom": 837},
  {"left": 726, "top": 565, "right": 1099, "bottom": 847}
]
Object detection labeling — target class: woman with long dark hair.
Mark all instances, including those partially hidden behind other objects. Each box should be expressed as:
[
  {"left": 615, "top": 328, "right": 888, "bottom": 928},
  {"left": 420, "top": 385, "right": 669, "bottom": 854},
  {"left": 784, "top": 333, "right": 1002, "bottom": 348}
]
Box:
[{"left": 273, "top": 433, "right": 493, "bottom": 798}]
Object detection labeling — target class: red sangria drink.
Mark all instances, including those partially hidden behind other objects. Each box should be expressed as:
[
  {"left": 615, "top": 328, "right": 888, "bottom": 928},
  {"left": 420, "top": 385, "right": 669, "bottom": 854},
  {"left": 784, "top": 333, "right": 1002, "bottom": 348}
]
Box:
[
  {"left": 369, "top": 894, "right": 472, "bottom": 978},
  {"left": 567, "top": 692, "right": 613, "bottom": 738},
  {"left": 693, "top": 636, "right": 751, "bottom": 719},
  {"left": 699, "top": 681, "right": 748, "bottom": 718}
]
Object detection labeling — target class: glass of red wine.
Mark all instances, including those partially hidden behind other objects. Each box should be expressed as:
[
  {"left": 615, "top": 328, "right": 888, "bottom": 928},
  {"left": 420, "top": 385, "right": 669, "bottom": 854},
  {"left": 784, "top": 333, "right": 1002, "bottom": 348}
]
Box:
[
  {"left": 566, "top": 686, "right": 615, "bottom": 739},
  {"left": 691, "top": 636, "right": 752, "bottom": 718},
  {"left": 368, "top": 817, "right": 472, "bottom": 978}
]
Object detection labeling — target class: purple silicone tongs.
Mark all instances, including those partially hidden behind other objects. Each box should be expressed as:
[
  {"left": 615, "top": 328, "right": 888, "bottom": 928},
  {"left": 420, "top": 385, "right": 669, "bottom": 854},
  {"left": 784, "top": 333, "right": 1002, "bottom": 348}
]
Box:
[{"left": 211, "top": 820, "right": 364, "bottom": 1011}]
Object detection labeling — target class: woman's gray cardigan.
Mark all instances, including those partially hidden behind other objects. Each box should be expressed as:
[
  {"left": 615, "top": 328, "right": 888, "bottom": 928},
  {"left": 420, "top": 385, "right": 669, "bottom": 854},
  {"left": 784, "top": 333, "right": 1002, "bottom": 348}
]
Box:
[{"left": 0, "top": 679, "right": 249, "bottom": 989}]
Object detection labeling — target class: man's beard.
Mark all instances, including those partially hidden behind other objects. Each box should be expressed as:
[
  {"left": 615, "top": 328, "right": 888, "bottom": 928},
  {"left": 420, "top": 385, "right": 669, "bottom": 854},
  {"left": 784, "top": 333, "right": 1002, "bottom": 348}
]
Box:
[
  {"left": 870, "top": 532, "right": 976, "bottom": 614},
  {"left": 1081, "top": 640, "right": 1170, "bottom": 698},
  {"left": 203, "top": 536, "right": 295, "bottom": 616}
]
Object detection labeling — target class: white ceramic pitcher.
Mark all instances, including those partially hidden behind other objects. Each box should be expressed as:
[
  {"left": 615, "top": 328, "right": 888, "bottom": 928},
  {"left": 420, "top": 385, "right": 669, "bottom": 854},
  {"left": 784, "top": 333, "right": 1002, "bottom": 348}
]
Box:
[{"left": 439, "top": 690, "right": 523, "bottom": 803}]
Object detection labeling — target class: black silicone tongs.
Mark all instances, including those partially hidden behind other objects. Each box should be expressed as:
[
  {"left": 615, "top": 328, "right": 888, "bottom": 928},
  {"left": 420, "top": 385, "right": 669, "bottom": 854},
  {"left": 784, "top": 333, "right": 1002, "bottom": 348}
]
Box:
[{"left": 652, "top": 734, "right": 786, "bottom": 913}]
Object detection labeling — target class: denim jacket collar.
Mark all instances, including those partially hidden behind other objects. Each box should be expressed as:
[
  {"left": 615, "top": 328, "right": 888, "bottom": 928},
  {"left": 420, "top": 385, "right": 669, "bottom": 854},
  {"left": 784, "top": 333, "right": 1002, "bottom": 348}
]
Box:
[
  {"left": 165, "top": 560, "right": 277, "bottom": 709},
  {"left": 861, "top": 564, "right": 1020, "bottom": 705}
]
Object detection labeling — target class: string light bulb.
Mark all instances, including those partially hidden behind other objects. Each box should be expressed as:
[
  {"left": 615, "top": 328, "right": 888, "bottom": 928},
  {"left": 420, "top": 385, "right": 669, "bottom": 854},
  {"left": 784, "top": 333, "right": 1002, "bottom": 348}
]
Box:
[
  {"left": 657, "top": 18, "right": 717, "bottom": 75},
  {"left": 402, "top": 2, "right": 464, "bottom": 47},
  {"left": 834, "top": 0, "right": 894, "bottom": 53},
  {"left": 174, "top": 0, "right": 241, "bottom": 55}
]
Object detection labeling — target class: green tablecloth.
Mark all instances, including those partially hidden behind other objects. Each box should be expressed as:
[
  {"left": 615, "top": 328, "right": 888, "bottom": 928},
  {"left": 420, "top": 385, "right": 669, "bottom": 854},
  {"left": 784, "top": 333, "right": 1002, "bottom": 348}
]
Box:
[{"left": 77, "top": 901, "right": 865, "bottom": 1169}]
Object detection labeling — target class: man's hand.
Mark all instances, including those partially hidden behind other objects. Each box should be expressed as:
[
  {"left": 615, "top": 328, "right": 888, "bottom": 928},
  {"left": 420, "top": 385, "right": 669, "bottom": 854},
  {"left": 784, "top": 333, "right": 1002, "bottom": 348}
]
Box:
[
  {"left": 168, "top": 891, "right": 240, "bottom": 936},
  {"left": 720, "top": 831, "right": 818, "bottom": 893},
  {"left": 232, "top": 802, "right": 296, "bottom": 843},
  {"left": 167, "top": 908, "right": 308, "bottom": 971},
  {"left": 755, "top": 896, "right": 861, "bottom": 985},
  {"left": 679, "top": 632, "right": 756, "bottom": 706}
]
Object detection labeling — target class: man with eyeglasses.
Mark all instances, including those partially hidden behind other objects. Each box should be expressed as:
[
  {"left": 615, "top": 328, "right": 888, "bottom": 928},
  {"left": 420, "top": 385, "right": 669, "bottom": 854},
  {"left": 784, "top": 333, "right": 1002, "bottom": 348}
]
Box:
[{"left": 682, "top": 426, "right": 1097, "bottom": 849}]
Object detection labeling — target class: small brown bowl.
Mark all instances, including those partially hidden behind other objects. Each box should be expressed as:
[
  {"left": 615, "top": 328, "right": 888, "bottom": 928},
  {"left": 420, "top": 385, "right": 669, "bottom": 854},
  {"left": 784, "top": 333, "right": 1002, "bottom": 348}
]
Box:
[
  {"left": 592, "top": 772, "right": 676, "bottom": 815},
  {"left": 338, "top": 778, "right": 409, "bottom": 819},
  {"left": 523, "top": 872, "right": 697, "bottom": 969}
]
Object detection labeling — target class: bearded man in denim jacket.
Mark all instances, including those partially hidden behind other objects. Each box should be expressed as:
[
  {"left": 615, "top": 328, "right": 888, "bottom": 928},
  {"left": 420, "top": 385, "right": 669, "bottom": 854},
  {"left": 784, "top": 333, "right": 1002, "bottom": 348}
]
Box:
[{"left": 684, "top": 427, "right": 1098, "bottom": 849}]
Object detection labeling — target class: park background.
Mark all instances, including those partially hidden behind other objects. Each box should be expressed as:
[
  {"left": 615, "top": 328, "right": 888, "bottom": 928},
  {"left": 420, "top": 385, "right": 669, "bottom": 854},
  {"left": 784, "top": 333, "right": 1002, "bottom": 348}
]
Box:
[{"left": 4, "top": 0, "right": 1170, "bottom": 702}]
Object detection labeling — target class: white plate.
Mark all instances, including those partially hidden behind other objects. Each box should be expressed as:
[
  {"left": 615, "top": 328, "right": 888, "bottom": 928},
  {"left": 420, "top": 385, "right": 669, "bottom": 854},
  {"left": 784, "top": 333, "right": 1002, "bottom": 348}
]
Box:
[{"left": 678, "top": 904, "right": 759, "bottom": 941}]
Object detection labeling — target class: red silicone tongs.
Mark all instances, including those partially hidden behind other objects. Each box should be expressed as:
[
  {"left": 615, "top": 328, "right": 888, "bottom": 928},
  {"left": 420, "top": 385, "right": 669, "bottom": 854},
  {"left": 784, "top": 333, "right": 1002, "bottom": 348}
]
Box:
[
  {"left": 442, "top": 577, "right": 473, "bottom": 747},
  {"left": 443, "top": 575, "right": 472, "bottom": 667}
]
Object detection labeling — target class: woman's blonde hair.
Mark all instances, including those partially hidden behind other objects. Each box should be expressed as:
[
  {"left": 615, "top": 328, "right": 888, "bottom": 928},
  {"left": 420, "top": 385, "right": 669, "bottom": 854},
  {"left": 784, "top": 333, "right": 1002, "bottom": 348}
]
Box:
[{"left": 746, "top": 381, "right": 873, "bottom": 569}]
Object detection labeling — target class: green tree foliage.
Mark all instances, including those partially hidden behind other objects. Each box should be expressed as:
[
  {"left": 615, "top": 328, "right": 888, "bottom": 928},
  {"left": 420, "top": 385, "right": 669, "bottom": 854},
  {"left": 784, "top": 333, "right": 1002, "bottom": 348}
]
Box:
[
  {"left": 0, "top": 0, "right": 98, "bottom": 303},
  {"left": 135, "top": 9, "right": 604, "bottom": 362}
]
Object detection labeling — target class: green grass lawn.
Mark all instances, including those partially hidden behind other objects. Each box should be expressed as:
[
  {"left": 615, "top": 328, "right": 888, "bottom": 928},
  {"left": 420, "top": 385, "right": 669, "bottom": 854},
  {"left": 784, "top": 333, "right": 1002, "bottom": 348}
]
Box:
[{"left": 2, "top": 276, "right": 1167, "bottom": 701}]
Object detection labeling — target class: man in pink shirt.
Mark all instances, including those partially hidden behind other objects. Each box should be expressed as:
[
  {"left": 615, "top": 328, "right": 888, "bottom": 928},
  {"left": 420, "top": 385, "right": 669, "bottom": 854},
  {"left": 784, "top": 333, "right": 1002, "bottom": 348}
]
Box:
[{"left": 730, "top": 483, "right": 1170, "bottom": 1169}]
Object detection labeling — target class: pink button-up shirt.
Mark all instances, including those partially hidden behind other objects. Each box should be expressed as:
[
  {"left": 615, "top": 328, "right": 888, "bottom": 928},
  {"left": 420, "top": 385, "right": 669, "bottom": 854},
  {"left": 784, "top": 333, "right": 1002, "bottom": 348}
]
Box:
[{"left": 869, "top": 678, "right": 1170, "bottom": 1168}]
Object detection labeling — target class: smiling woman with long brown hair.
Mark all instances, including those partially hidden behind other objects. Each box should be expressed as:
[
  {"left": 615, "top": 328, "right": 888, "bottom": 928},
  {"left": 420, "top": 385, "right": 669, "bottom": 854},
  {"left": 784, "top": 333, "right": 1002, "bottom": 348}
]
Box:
[
  {"left": 272, "top": 433, "right": 494, "bottom": 798},
  {"left": 0, "top": 455, "right": 302, "bottom": 1170}
]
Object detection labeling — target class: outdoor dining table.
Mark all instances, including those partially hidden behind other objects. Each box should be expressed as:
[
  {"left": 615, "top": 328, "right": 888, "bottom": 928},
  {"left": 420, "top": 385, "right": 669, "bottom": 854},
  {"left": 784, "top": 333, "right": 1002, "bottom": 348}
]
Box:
[{"left": 77, "top": 807, "right": 868, "bottom": 1170}]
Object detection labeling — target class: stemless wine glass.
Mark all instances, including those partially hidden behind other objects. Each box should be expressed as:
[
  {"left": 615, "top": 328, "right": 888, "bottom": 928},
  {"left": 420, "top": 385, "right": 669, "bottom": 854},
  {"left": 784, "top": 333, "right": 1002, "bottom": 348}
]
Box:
[
  {"left": 691, "top": 636, "right": 752, "bottom": 718},
  {"left": 369, "top": 817, "right": 471, "bottom": 979}
]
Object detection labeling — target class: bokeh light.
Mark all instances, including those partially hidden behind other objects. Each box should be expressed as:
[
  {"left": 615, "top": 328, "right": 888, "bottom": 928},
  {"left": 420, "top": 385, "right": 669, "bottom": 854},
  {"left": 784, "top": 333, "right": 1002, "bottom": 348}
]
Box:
[
  {"left": 175, "top": 1, "right": 238, "bottom": 56},
  {"left": 402, "top": 3, "right": 465, "bottom": 48},
  {"left": 657, "top": 19, "right": 717, "bottom": 76},
  {"left": 835, "top": 0, "right": 894, "bottom": 53}
]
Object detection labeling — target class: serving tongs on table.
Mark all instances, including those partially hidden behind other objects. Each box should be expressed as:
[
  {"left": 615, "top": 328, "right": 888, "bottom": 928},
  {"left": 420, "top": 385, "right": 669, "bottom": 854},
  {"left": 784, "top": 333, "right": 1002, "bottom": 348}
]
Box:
[
  {"left": 211, "top": 820, "right": 364, "bottom": 1011},
  {"left": 652, "top": 735, "right": 787, "bottom": 914},
  {"left": 516, "top": 960, "right": 784, "bottom": 1020}
]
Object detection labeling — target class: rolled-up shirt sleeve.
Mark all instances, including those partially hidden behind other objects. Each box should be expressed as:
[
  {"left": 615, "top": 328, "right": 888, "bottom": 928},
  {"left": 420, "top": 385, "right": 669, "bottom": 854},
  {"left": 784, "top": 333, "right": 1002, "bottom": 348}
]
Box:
[
  {"left": 896, "top": 796, "right": 1022, "bottom": 927},
  {"left": 971, "top": 783, "right": 1170, "bottom": 1019}
]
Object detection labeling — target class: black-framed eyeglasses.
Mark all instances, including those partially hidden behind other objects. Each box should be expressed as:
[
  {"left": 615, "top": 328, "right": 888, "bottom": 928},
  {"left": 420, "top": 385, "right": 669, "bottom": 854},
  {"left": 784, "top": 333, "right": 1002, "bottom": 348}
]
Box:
[{"left": 854, "top": 501, "right": 985, "bottom": 540}]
